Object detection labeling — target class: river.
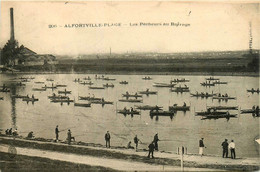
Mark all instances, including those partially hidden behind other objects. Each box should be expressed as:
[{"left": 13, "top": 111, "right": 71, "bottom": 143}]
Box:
[{"left": 0, "top": 73, "right": 259, "bottom": 157}]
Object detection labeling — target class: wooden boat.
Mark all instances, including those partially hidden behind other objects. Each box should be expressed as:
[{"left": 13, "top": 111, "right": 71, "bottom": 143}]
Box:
[
  {"left": 205, "top": 77, "right": 219, "bottom": 81},
  {"left": 153, "top": 83, "right": 176, "bottom": 88},
  {"left": 51, "top": 99, "right": 74, "bottom": 103},
  {"left": 142, "top": 77, "right": 152, "bottom": 80},
  {"left": 135, "top": 105, "right": 162, "bottom": 111},
  {"left": 58, "top": 90, "right": 71, "bottom": 94},
  {"left": 138, "top": 90, "right": 157, "bottom": 95},
  {"left": 42, "top": 86, "right": 57, "bottom": 89},
  {"left": 241, "top": 109, "right": 260, "bottom": 114},
  {"left": 207, "top": 106, "right": 238, "bottom": 110},
  {"left": 119, "top": 81, "right": 128, "bottom": 84},
  {"left": 89, "top": 100, "right": 113, "bottom": 105},
  {"left": 16, "top": 83, "right": 26, "bottom": 86},
  {"left": 56, "top": 84, "right": 67, "bottom": 87},
  {"left": 170, "top": 78, "right": 190, "bottom": 83},
  {"left": 74, "top": 102, "right": 91, "bottom": 107},
  {"left": 170, "top": 88, "right": 190, "bottom": 93},
  {"left": 83, "top": 77, "right": 91, "bottom": 80},
  {"left": 21, "top": 79, "right": 30, "bottom": 82},
  {"left": 22, "top": 98, "right": 39, "bottom": 102},
  {"left": 190, "top": 93, "right": 216, "bottom": 98},
  {"left": 119, "top": 99, "right": 142, "bottom": 103},
  {"left": 150, "top": 110, "right": 175, "bottom": 116},
  {"left": 48, "top": 95, "right": 69, "bottom": 100},
  {"left": 46, "top": 79, "right": 54, "bottom": 81},
  {"left": 117, "top": 109, "right": 140, "bottom": 115},
  {"left": 213, "top": 81, "right": 228, "bottom": 84},
  {"left": 212, "top": 96, "right": 236, "bottom": 100},
  {"left": 196, "top": 111, "right": 227, "bottom": 116},
  {"left": 200, "top": 82, "right": 215, "bottom": 86},
  {"left": 32, "top": 88, "right": 46, "bottom": 91},
  {"left": 80, "top": 82, "right": 93, "bottom": 85},
  {"left": 79, "top": 96, "right": 101, "bottom": 101},
  {"left": 247, "top": 89, "right": 260, "bottom": 93},
  {"left": 0, "top": 89, "right": 10, "bottom": 92},
  {"left": 12, "top": 95, "right": 28, "bottom": 99},
  {"left": 169, "top": 106, "right": 190, "bottom": 111},
  {"left": 103, "top": 77, "right": 116, "bottom": 81},
  {"left": 122, "top": 94, "right": 142, "bottom": 98},
  {"left": 34, "top": 81, "right": 45, "bottom": 84},
  {"left": 103, "top": 83, "right": 114, "bottom": 88},
  {"left": 201, "top": 114, "right": 237, "bottom": 120},
  {"left": 88, "top": 86, "right": 105, "bottom": 89}
]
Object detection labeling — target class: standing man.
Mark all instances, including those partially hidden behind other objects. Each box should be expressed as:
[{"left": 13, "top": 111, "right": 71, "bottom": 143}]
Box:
[
  {"left": 67, "top": 129, "right": 71, "bottom": 145},
  {"left": 199, "top": 138, "right": 205, "bottom": 157},
  {"left": 55, "top": 125, "right": 59, "bottom": 142},
  {"left": 105, "top": 131, "right": 111, "bottom": 148},
  {"left": 221, "top": 139, "right": 229, "bottom": 158},
  {"left": 134, "top": 135, "right": 140, "bottom": 151},
  {"left": 153, "top": 133, "right": 160, "bottom": 151},
  {"left": 147, "top": 142, "right": 155, "bottom": 158},
  {"left": 229, "top": 140, "right": 236, "bottom": 159}
]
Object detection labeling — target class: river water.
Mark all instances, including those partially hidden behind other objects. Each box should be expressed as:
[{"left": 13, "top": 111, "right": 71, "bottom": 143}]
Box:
[{"left": 0, "top": 73, "right": 259, "bottom": 157}]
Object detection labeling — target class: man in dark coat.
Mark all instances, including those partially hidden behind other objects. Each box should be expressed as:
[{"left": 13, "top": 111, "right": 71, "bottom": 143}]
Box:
[
  {"left": 221, "top": 139, "right": 229, "bottom": 158},
  {"left": 134, "top": 135, "right": 140, "bottom": 151},
  {"left": 105, "top": 131, "right": 111, "bottom": 148},
  {"left": 55, "top": 125, "right": 59, "bottom": 142},
  {"left": 153, "top": 133, "right": 160, "bottom": 151},
  {"left": 67, "top": 129, "right": 71, "bottom": 145},
  {"left": 148, "top": 142, "right": 155, "bottom": 158}
]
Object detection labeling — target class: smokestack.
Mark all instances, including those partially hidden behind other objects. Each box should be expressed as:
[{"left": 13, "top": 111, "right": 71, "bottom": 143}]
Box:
[{"left": 10, "top": 8, "right": 15, "bottom": 41}]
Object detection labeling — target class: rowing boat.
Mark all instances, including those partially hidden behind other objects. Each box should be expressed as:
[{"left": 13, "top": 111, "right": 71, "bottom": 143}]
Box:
[
  {"left": 56, "top": 84, "right": 67, "bottom": 87},
  {"left": 212, "top": 96, "right": 236, "bottom": 100},
  {"left": 142, "top": 77, "right": 152, "bottom": 80},
  {"left": 170, "top": 79, "right": 190, "bottom": 83},
  {"left": 119, "top": 99, "right": 142, "bottom": 103},
  {"left": 51, "top": 99, "right": 74, "bottom": 103},
  {"left": 122, "top": 94, "right": 142, "bottom": 98},
  {"left": 247, "top": 89, "right": 260, "bottom": 93},
  {"left": 170, "top": 88, "right": 190, "bottom": 92},
  {"left": 119, "top": 81, "right": 128, "bottom": 84},
  {"left": 32, "top": 88, "right": 46, "bottom": 91},
  {"left": 205, "top": 77, "right": 219, "bottom": 81},
  {"left": 200, "top": 83, "right": 215, "bottom": 86},
  {"left": 46, "top": 79, "right": 54, "bottom": 81},
  {"left": 74, "top": 103, "right": 91, "bottom": 107},
  {"left": 0, "top": 89, "right": 10, "bottom": 92},
  {"left": 80, "top": 82, "right": 93, "bottom": 85},
  {"left": 150, "top": 110, "right": 175, "bottom": 116},
  {"left": 190, "top": 93, "right": 216, "bottom": 97},
  {"left": 117, "top": 109, "right": 140, "bottom": 115},
  {"left": 169, "top": 106, "right": 190, "bottom": 111},
  {"left": 201, "top": 114, "right": 237, "bottom": 120},
  {"left": 48, "top": 95, "right": 69, "bottom": 100},
  {"left": 207, "top": 106, "right": 238, "bottom": 110},
  {"left": 153, "top": 83, "right": 176, "bottom": 88},
  {"left": 135, "top": 105, "right": 162, "bottom": 110},
  {"left": 213, "top": 81, "right": 228, "bottom": 84},
  {"left": 196, "top": 111, "right": 227, "bottom": 116},
  {"left": 34, "top": 81, "right": 45, "bottom": 84},
  {"left": 103, "top": 77, "right": 116, "bottom": 81},
  {"left": 138, "top": 90, "right": 157, "bottom": 95},
  {"left": 89, "top": 100, "right": 113, "bottom": 104},
  {"left": 58, "top": 90, "right": 71, "bottom": 94},
  {"left": 240, "top": 109, "right": 260, "bottom": 114},
  {"left": 42, "top": 86, "right": 57, "bottom": 89},
  {"left": 12, "top": 95, "right": 28, "bottom": 99},
  {"left": 78, "top": 96, "right": 101, "bottom": 101},
  {"left": 22, "top": 98, "right": 39, "bottom": 102},
  {"left": 88, "top": 86, "right": 105, "bottom": 89},
  {"left": 103, "top": 84, "right": 114, "bottom": 88},
  {"left": 83, "top": 77, "right": 91, "bottom": 80}
]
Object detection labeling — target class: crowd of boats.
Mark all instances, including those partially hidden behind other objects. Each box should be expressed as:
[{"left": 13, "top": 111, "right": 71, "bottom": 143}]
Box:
[{"left": 0, "top": 75, "right": 259, "bottom": 120}]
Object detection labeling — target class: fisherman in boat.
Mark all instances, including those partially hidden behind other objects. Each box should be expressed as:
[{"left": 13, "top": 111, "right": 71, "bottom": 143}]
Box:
[
  {"left": 184, "top": 84, "right": 187, "bottom": 88},
  {"left": 27, "top": 94, "right": 29, "bottom": 98},
  {"left": 130, "top": 107, "right": 134, "bottom": 112},
  {"left": 201, "top": 92, "right": 204, "bottom": 96},
  {"left": 155, "top": 105, "right": 159, "bottom": 112},
  {"left": 183, "top": 102, "right": 186, "bottom": 107},
  {"left": 13, "top": 128, "right": 18, "bottom": 136},
  {"left": 101, "top": 98, "right": 105, "bottom": 102},
  {"left": 126, "top": 91, "right": 129, "bottom": 96},
  {"left": 5, "top": 129, "right": 9, "bottom": 135},
  {"left": 256, "top": 106, "right": 259, "bottom": 116},
  {"left": 27, "top": 131, "right": 34, "bottom": 139},
  {"left": 123, "top": 107, "right": 127, "bottom": 112},
  {"left": 9, "top": 128, "right": 12, "bottom": 135},
  {"left": 206, "top": 92, "right": 208, "bottom": 96},
  {"left": 196, "top": 91, "right": 198, "bottom": 96},
  {"left": 146, "top": 88, "right": 149, "bottom": 92},
  {"left": 251, "top": 88, "right": 254, "bottom": 92},
  {"left": 32, "top": 94, "right": 35, "bottom": 99},
  {"left": 127, "top": 141, "right": 134, "bottom": 149},
  {"left": 218, "top": 93, "right": 221, "bottom": 97},
  {"left": 225, "top": 93, "right": 228, "bottom": 97}
]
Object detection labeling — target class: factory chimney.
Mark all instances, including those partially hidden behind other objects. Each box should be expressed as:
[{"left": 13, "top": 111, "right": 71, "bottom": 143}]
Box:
[{"left": 10, "top": 8, "right": 15, "bottom": 42}]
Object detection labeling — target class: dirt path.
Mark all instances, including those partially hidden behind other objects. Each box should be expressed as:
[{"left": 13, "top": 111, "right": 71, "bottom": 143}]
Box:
[{"left": 0, "top": 144, "right": 214, "bottom": 171}]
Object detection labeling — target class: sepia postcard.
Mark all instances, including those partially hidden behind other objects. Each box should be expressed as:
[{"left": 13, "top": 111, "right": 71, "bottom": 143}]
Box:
[{"left": 0, "top": 1, "right": 259, "bottom": 171}]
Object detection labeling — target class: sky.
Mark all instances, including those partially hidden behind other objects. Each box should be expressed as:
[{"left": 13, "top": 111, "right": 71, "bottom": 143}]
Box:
[{"left": 0, "top": 1, "right": 259, "bottom": 55}]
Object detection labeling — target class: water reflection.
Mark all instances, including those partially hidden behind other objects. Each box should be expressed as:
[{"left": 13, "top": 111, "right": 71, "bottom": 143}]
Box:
[{"left": 10, "top": 84, "right": 17, "bottom": 129}]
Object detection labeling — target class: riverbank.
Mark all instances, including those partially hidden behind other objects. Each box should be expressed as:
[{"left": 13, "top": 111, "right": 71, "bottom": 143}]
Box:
[{"left": 0, "top": 135, "right": 259, "bottom": 171}]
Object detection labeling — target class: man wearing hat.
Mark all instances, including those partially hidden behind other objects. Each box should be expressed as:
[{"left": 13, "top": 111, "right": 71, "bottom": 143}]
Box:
[
  {"left": 221, "top": 139, "right": 229, "bottom": 158},
  {"left": 199, "top": 138, "right": 205, "bottom": 156}
]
